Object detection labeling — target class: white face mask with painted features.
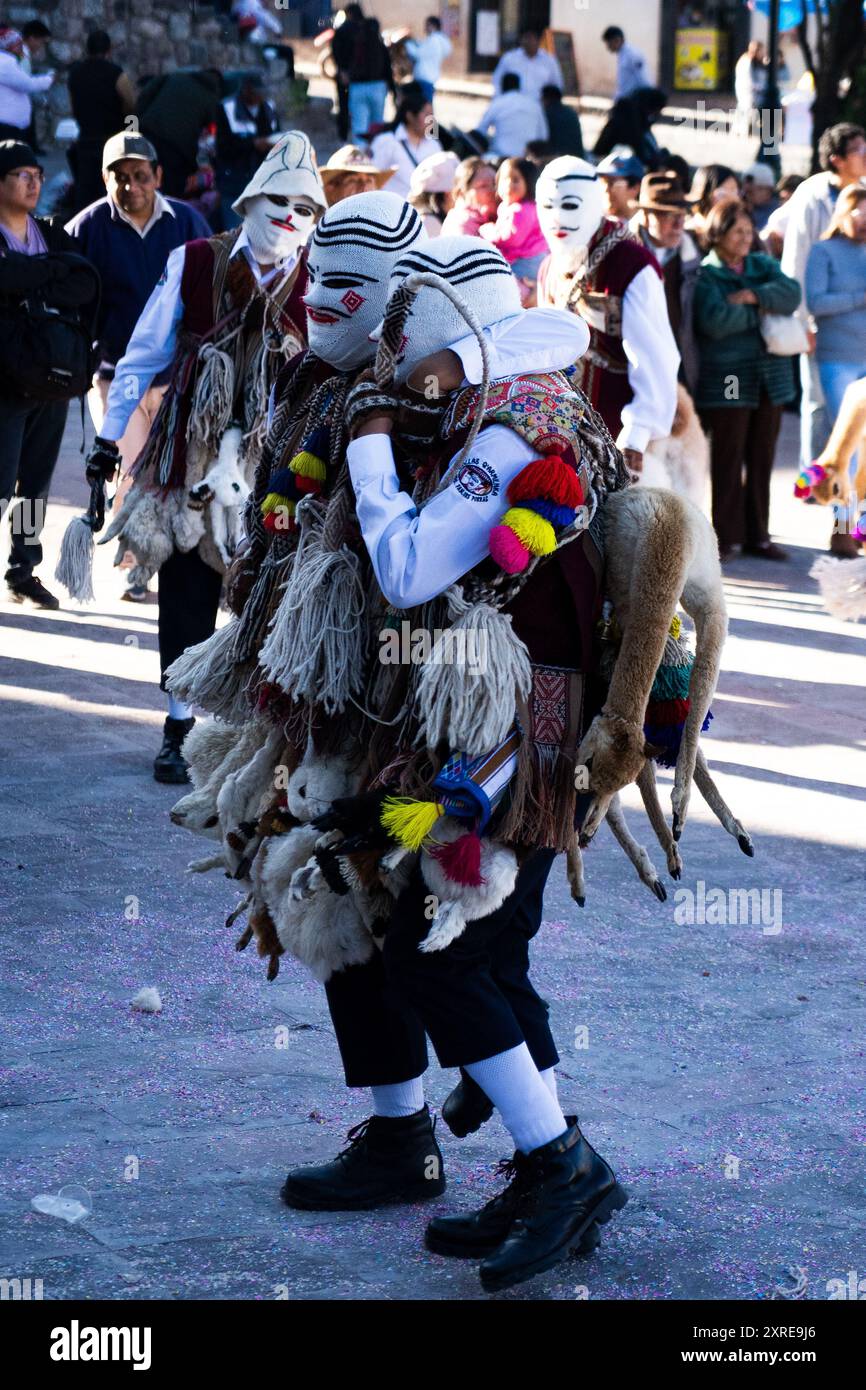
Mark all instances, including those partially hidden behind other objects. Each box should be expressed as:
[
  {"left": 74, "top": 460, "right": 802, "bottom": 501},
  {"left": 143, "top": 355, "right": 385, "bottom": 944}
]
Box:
[
  {"left": 242, "top": 193, "right": 319, "bottom": 266},
  {"left": 536, "top": 157, "right": 606, "bottom": 257},
  {"left": 232, "top": 129, "right": 327, "bottom": 266},
  {"left": 374, "top": 236, "right": 522, "bottom": 386},
  {"left": 303, "top": 192, "right": 426, "bottom": 370}
]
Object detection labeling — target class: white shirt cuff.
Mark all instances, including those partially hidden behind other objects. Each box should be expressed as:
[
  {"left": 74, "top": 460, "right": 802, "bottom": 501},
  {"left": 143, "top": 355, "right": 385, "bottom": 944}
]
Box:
[{"left": 616, "top": 424, "right": 651, "bottom": 454}]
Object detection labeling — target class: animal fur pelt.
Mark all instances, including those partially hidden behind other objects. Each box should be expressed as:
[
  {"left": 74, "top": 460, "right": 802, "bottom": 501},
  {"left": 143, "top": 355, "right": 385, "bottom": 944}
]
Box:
[
  {"left": 418, "top": 817, "right": 518, "bottom": 952},
  {"left": 579, "top": 487, "right": 727, "bottom": 842},
  {"left": 811, "top": 556, "right": 866, "bottom": 621},
  {"left": 170, "top": 719, "right": 269, "bottom": 838},
  {"left": 641, "top": 384, "right": 710, "bottom": 511}
]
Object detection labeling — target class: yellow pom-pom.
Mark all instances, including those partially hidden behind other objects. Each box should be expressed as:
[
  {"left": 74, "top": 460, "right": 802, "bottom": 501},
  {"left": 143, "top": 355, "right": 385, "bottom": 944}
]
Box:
[
  {"left": 380, "top": 796, "right": 444, "bottom": 851},
  {"left": 289, "top": 450, "right": 327, "bottom": 481},
  {"left": 262, "top": 492, "right": 291, "bottom": 516},
  {"left": 669, "top": 614, "right": 682, "bottom": 639},
  {"left": 502, "top": 506, "right": 556, "bottom": 557}
]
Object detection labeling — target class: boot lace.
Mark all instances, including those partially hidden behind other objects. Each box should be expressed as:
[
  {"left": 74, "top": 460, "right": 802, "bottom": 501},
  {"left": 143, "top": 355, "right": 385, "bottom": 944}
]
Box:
[{"left": 335, "top": 1118, "right": 372, "bottom": 1166}]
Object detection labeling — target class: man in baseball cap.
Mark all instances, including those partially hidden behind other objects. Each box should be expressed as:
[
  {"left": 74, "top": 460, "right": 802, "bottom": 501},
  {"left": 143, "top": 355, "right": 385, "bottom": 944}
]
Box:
[
  {"left": 595, "top": 145, "right": 646, "bottom": 221},
  {"left": 66, "top": 131, "right": 211, "bottom": 598}
]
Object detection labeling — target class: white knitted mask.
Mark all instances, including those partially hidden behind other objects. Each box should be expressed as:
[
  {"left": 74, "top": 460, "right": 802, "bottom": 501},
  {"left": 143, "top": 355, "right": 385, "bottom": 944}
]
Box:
[
  {"left": 243, "top": 194, "right": 320, "bottom": 266},
  {"left": 234, "top": 130, "right": 326, "bottom": 265},
  {"left": 536, "top": 157, "right": 605, "bottom": 255},
  {"left": 304, "top": 192, "right": 426, "bottom": 370},
  {"left": 378, "top": 236, "right": 522, "bottom": 385}
]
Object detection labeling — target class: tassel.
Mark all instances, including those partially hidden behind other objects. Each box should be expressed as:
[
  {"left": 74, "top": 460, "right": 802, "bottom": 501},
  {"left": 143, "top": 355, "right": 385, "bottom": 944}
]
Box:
[
  {"left": 258, "top": 500, "right": 366, "bottom": 713},
  {"left": 508, "top": 455, "right": 584, "bottom": 508},
  {"left": 165, "top": 619, "right": 243, "bottom": 715},
  {"left": 187, "top": 345, "right": 234, "bottom": 452},
  {"left": 649, "top": 661, "right": 692, "bottom": 701},
  {"left": 289, "top": 449, "right": 327, "bottom": 482},
  {"left": 263, "top": 503, "right": 296, "bottom": 532},
  {"left": 490, "top": 522, "right": 531, "bottom": 573},
  {"left": 380, "top": 796, "right": 444, "bottom": 851},
  {"left": 55, "top": 515, "right": 95, "bottom": 603},
  {"left": 415, "top": 591, "right": 532, "bottom": 758},
  {"left": 644, "top": 696, "right": 691, "bottom": 727},
  {"left": 501, "top": 506, "right": 556, "bottom": 556},
  {"left": 669, "top": 614, "right": 682, "bottom": 639},
  {"left": 429, "top": 829, "right": 485, "bottom": 887}
]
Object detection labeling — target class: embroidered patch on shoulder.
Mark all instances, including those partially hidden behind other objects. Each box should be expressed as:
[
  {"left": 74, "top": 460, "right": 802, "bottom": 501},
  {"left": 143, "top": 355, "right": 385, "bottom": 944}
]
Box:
[{"left": 454, "top": 458, "right": 500, "bottom": 502}]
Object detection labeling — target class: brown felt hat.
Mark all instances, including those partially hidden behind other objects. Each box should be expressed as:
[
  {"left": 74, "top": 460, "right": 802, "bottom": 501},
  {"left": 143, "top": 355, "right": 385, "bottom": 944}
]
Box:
[{"left": 637, "top": 171, "right": 689, "bottom": 213}]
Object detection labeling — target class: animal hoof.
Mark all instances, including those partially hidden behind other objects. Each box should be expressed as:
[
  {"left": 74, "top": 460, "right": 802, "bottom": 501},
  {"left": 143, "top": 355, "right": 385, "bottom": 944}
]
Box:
[
  {"left": 267, "top": 956, "right": 280, "bottom": 981},
  {"left": 234, "top": 857, "right": 252, "bottom": 880},
  {"left": 652, "top": 880, "right": 667, "bottom": 902},
  {"left": 671, "top": 813, "right": 681, "bottom": 842},
  {"left": 737, "top": 832, "right": 755, "bottom": 857},
  {"left": 670, "top": 867, "right": 681, "bottom": 880},
  {"left": 576, "top": 895, "right": 585, "bottom": 908}
]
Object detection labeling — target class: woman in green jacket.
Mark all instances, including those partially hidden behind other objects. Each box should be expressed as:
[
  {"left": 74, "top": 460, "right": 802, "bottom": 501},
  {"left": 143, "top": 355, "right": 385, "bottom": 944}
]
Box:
[{"left": 693, "top": 196, "right": 800, "bottom": 559}]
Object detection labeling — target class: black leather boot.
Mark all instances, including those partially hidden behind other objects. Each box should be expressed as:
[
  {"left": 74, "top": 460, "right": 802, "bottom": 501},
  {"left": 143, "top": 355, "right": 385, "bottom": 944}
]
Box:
[
  {"left": 425, "top": 1141, "right": 601, "bottom": 1260},
  {"left": 442, "top": 1068, "right": 494, "bottom": 1137},
  {"left": 478, "top": 1120, "right": 627, "bottom": 1292},
  {"left": 281, "top": 1107, "right": 446, "bottom": 1211},
  {"left": 153, "top": 716, "right": 195, "bottom": 784}
]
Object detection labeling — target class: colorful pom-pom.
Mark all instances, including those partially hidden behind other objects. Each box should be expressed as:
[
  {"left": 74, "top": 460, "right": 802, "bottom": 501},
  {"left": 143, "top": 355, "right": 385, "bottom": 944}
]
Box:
[
  {"left": 304, "top": 425, "right": 330, "bottom": 458},
  {"left": 644, "top": 696, "right": 691, "bottom": 727},
  {"left": 380, "top": 796, "right": 444, "bottom": 851},
  {"left": 429, "top": 830, "right": 486, "bottom": 887},
  {"left": 490, "top": 522, "right": 531, "bottom": 573},
  {"left": 522, "top": 496, "right": 576, "bottom": 528},
  {"left": 263, "top": 499, "right": 295, "bottom": 532},
  {"left": 289, "top": 449, "right": 327, "bottom": 482},
  {"left": 294, "top": 473, "right": 324, "bottom": 495},
  {"left": 502, "top": 506, "right": 557, "bottom": 556},
  {"left": 669, "top": 614, "right": 682, "bottom": 639},
  {"left": 266, "top": 467, "right": 296, "bottom": 497},
  {"left": 508, "top": 455, "right": 583, "bottom": 509},
  {"left": 794, "top": 462, "right": 827, "bottom": 498}
]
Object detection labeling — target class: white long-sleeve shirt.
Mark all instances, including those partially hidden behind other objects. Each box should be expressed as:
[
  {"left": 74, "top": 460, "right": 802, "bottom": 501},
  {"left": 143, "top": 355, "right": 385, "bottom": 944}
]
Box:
[
  {"left": 617, "top": 263, "right": 679, "bottom": 452},
  {"left": 538, "top": 257, "right": 678, "bottom": 452},
  {"left": 370, "top": 124, "right": 443, "bottom": 199},
  {"left": 406, "top": 32, "right": 452, "bottom": 86},
  {"left": 0, "top": 50, "right": 52, "bottom": 130},
  {"left": 100, "top": 229, "right": 296, "bottom": 442},
  {"left": 780, "top": 172, "right": 842, "bottom": 328},
  {"left": 615, "top": 43, "right": 650, "bottom": 101},
  {"left": 347, "top": 308, "right": 590, "bottom": 608},
  {"left": 477, "top": 91, "right": 548, "bottom": 158},
  {"left": 492, "top": 46, "right": 563, "bottom": 101}
]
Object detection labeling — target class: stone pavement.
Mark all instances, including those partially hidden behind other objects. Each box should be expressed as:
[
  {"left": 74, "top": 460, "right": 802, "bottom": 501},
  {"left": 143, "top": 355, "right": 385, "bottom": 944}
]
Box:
[{"left": 0, "top": 404, "right": 864, "bottom": 1302}]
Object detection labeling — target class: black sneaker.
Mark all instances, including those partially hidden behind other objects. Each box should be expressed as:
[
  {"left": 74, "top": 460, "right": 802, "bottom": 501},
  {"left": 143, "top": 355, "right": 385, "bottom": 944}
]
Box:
[
  {"left": 478, "top": 1120, "right": 628, "bottom": 1293},
  {"left": 7, "top": 574, "right": 60, "bottom": 610},
  {"left": 442, "top": 1068, "right": 494, "bottom": 1138},
  {"left": 153, "top": 716, "right": 195, "bottom": 784},
  {"left": 281, "top": 1107, "right": 446, "bottom": 1211}
]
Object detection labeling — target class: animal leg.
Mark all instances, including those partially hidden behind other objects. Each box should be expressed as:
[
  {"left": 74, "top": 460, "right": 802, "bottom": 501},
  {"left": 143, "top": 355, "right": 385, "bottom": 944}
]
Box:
[
  {"left": 693, "top": 746, "right": 754, "bottom": 856},
  {"left": 636, "top": 761, "right": 683, "bottom": 879},
  {"left": 674, "top": 571, "right": 728, "bottom": 839},
  {"left": 565, "top": 836, "right": 586, "bottom": 906},
  {"left": 605, "top": 794, "right": 667, "bottom": 902}
]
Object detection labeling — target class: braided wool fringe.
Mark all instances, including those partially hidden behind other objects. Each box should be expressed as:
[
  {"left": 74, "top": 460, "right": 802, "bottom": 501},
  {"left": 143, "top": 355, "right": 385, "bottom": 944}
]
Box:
[
  {"left": 164, "top": 618, "right": 248, "bottom": 717},
  {"left": 188, "top": 344, "right": 235, "bottom": 454},
  {"left": 414, "top": 587, "right": 532, "bottom": 758},
  {"left": 258, "top": 497, "right": 368, "bottom": 714}
]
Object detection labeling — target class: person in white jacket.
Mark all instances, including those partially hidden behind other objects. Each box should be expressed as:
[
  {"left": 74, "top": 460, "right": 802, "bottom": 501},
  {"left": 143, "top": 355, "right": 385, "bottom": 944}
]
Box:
[
  {"left": 0, "top": 29, "right": 53, "bottom": 141},
  {"left": 405, "top": 15, "right": 452, "bottom": 102}
]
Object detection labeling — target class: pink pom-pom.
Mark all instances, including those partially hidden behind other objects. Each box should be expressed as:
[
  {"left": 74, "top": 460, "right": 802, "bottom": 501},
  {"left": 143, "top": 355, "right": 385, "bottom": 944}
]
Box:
[
  {"left": 490, "top": 523, "right": 530, "bottom": 573},
  {"left": 430, "top": 831, "right": 486, "bottom": 887}
]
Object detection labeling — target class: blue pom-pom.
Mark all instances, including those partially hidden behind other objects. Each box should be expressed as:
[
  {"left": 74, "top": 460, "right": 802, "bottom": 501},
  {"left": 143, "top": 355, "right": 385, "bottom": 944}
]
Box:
[
  {"left": 522, "top": 496, "right": 576, "bottom": 528},
  {"left": 304, "top": 425, "right": 330, "bottom": 458},
  {"left": 266, "top": 467, "right": 301, "bottom": 499}
]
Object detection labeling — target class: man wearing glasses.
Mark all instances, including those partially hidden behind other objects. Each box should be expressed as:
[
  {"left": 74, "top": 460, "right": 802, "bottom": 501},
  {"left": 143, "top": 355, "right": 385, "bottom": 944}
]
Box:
[
  {"left": 0, "top": 140, "right": 97, "bottom": 608},
  {"left": 66, "top": 132, "right": 210, "bottom": 599}
]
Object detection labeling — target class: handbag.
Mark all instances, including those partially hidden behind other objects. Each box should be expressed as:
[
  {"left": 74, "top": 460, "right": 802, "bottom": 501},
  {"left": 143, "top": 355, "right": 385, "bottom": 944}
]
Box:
[{"left": 760, "top": 311, "right": 809, "bottom": 356}]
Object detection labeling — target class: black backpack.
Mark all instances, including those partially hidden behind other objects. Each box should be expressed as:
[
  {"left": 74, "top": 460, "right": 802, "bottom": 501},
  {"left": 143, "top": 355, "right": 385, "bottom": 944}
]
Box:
[{"left": 0, "top": 251, "right": 100, "bottom": 403}]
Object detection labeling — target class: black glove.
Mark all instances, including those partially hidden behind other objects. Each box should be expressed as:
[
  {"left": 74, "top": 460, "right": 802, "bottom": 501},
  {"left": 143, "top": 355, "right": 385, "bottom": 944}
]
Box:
[{"left": 85, "top": 436, "right": 121, "bottom": 486}]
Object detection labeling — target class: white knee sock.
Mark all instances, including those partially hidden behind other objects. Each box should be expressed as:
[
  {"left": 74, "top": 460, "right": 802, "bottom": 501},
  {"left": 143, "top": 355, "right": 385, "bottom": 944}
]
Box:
[
  {"left": 540, "top": 1066, "right": 558, "bottom": 1101},
  {"left": 465, "top": 1043, "right": 568, "bottom": 1155},
  {"left": 167, "top": 693, "right": 193, "bottom": 721},
  {"left": 370, "top": 1076, "right": 425, "bottom": 1119}
]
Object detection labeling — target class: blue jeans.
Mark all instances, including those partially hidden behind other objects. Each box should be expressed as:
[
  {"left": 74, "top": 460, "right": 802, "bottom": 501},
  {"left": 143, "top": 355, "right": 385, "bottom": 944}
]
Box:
[
  {"left": 348, "top": 80, "right": 387, "bottom": 143},
  {"left": 817, "top": 359, "right": 866, "bottom": 481},
  {"left": 799, "top": 352, "right": 830, "bottom": 468}
]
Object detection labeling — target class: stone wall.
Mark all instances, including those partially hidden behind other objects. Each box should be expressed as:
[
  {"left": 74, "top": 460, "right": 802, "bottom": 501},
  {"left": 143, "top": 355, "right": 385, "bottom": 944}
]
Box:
[{"left": 7, "top": 1, "right": 292, "bottom": 116}]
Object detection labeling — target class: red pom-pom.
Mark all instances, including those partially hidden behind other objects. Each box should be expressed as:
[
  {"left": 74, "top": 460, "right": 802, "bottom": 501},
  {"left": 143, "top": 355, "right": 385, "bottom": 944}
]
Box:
[
  {"left": 295, "top": 474, "right": 323, "bottom": 495},
  {"left": 430, "top": 830, "right": 486, "bottom": 887},
  {"left": 643, "top": 696, "right": 691, "bottom": 726},
  {"left": 508, "top": 456, "right": 583, "bottom": 508},
  {"left": 490, "top": 523, "right": 530, "bottom": 573}
]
